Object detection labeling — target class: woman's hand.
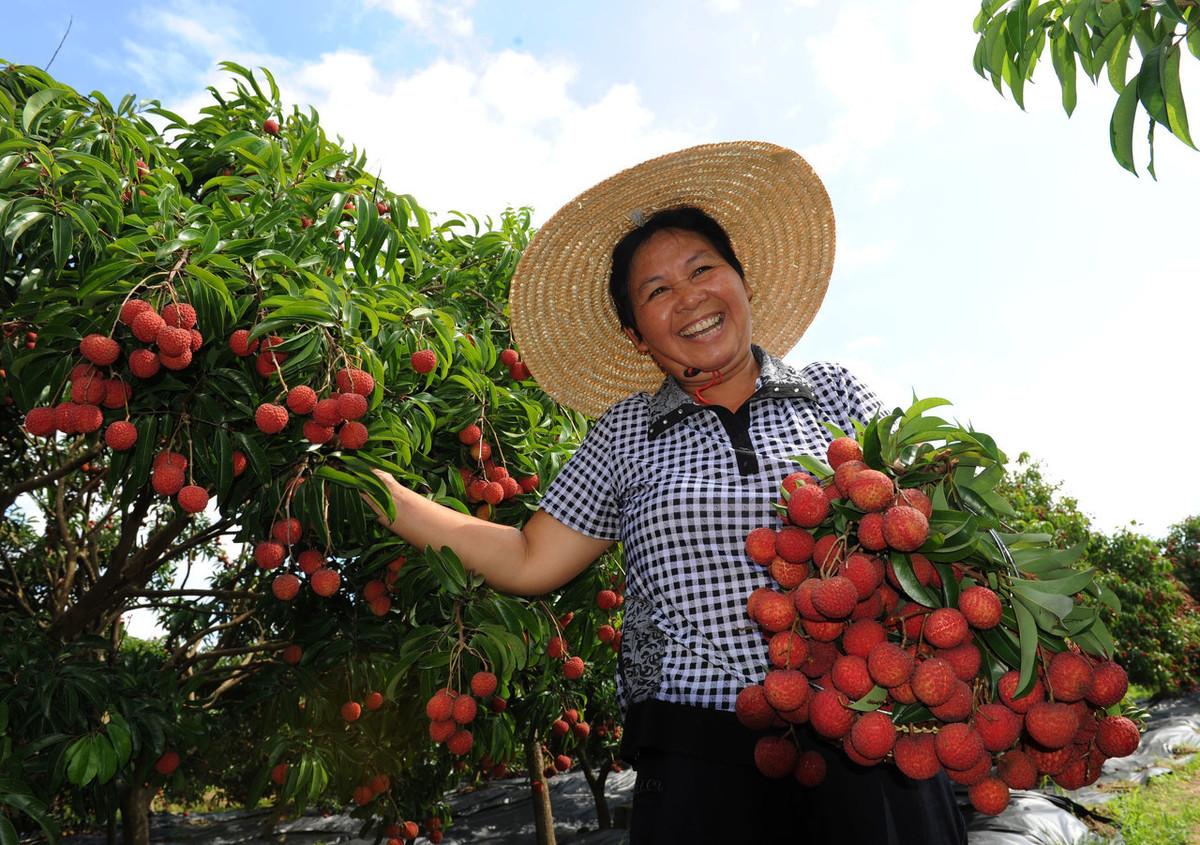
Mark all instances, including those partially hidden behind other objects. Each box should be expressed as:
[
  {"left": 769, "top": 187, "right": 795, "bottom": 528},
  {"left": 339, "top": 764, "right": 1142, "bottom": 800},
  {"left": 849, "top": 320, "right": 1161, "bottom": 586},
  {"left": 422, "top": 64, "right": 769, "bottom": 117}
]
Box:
[{"left": 362, "top": 468, "right": 404, "bottom": 531}]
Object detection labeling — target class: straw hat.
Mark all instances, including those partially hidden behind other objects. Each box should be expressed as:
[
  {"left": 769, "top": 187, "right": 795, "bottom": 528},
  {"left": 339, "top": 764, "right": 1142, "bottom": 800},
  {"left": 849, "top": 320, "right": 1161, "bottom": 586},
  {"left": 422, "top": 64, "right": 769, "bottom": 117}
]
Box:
[{"left": 509, "top": 140, "right": 835, "bottom": 418}]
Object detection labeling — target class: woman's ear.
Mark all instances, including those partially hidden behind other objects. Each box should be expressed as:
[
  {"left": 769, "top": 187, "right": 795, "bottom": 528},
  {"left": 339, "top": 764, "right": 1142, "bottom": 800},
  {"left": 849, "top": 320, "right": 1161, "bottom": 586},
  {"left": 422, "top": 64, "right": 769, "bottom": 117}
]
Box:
[{"left": 623, "top": 325, "right": 649, "bottom": 355}]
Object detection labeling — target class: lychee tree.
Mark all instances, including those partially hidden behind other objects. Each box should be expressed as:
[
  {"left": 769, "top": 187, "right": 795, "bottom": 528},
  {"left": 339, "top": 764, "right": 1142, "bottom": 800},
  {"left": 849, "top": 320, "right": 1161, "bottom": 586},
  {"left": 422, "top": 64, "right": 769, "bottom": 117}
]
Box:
[{"left": 0, "top": 60, "right": 625, "bottom": 845}]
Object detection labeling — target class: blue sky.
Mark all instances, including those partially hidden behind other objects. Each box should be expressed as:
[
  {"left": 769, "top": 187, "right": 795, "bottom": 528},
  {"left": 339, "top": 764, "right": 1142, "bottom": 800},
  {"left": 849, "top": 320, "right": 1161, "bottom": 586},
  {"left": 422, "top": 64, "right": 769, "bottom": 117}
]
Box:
[{"left": 5, "top": 0, "right": 1199, "bottom": 541}]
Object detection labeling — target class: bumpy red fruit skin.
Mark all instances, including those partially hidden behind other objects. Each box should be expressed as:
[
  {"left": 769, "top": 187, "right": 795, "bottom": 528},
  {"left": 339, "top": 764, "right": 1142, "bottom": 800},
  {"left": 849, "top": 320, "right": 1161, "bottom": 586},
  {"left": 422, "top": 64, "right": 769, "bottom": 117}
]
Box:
[
  {"left": 948, "top": 757, "right": 993, "bottom": 786},
  {"left": 809, "top": 690, "right": 854, "bottom": 739},
  {"left": 793, "top": 750, "right": 827, "bottom": 787},
  {"left": 735, "top": 685, "right": 775, "bottom": 730},
  {"left": 847, "top": 469, "right": 894, "bottom": 512},
  {"left": 303, "top": 421, "right": 334, "bottom": 444},
  {"left": 883, "top": 505, "right": 929, "bottom": 552},
  {"left": 775, "top": 526, "right": 815, "bottom": 563},
  {"left": 104, "top": 420, "right": 138, "bottom": 451},
  {"left": 958, "top": 586, "right": 1002, "bottom": 629},
  {"left": 338, "top": 421, "right": 368, "bottom": 449},
  {"left": 786, "top": 483, "right": 830, "bottom": 528},
  {"left": 272, "top": 574, "right": 300, "bottom": 601},
  {"left": 894, "top": 734, "right": 942, "bottom": 780},
  {"left": 1024, "top": 702, "right": 1079, "bottom": 750},
  {"left": 826, "top": 436, "right": 864, "bottom": 469},
  {"left": 754, "top": 736, "right": 798, "bottom": 778},
  {"left": 312, "top": 398, "right": 343, "bottom": 427},
  {"left": 154, "top": 751, "right": 180, "bottom": 775},
  {"left": 912, "top": 657, "right": 956, "bottom": 707},
  {"left": 159, "top": 348, "right": 192, "bottom": 371},
  {"left": 411, "top": 349, "right": 437, "bottom": 374},
  {"left": 851, "top": 710, "right": 896, "bottom": 759},
  {"left": 974, "top": 703, "right": 1023, "bottom": 752},
  {"left": 868, "top": 642, "right": 914, "bottom": 688},
  {"left": 470, "top": 671, "right": 498, "bottom": 698},
  {"left": 856, "top": 511, "right": 887, "bottom": 551},
  {"left": 341, "top": 701, "right": 362, "bottom": 722},
  {"left": 451, "top": 695, "right": 477, "bottom": 724},
  {"left": 120, "top": 299, "right": 153, "bottom": 326},
  {"left": 336, "top": 367, "right": 375, "bottom": 396},
  {"left": 255, "top": 403, "right": 289, "bottom": 434},
  {"left": 935, "top": 723, "right": 985, "bottom": 771},
  {"left": 562, "top": 656, "right": 585, "bottom": 680},
  {"left": 286, "top": 385, "right": 318, "bottom": 414},
  {"left": 831, "top": 654, "right": 874, "bottom": 699},
  {"left": 447, "top": 730, "right": 474, "bottom": 755},
  {"left": 229, "top": 329, "right": 259, "bottom": 357},
  {"left": 282, "top": 644, "right": 303, "bottom": 665},
  {"left": 842, "top": 620, "right": 887, "bottom": 659},
  {"left": 24, "top": 407, "right": 57, "bottom": 437},
  {"left": 73, "top": 404, "right": 103, "bottom": 433},
  {"left": 310, "top": 567, "right": 340, "bottom": 596},
  {"left": 811, "top": 576, "right": 858, "bottom": 619},
  {"left": 997, "top": 750, "right": 1038, "bottom": 789},
  {"left": 1086, "top": 660, "right": 1129, "bottom": 708},
  {"left": 997, "top": 670, "right": 1045, "bottom": 714},
  {"left": 968, "top": 778, "right": 1010, "bottom": 816},
  {"left": 1047, "top": 651, "right": 1094, "bottom": 703},
  {"left": 152, "top": 465, "right": 185, "bottom": 496},
  {"left": 756, "top": 590, "right": 798, "bottom": 633},
  {"left": 924, "top": 608, "right": 970, "bottom": 649},
  {"left": 80, "top": 334, "right": 121, "bottom": 365},
  {"left": 744, "top": 527, "right": 777, "bottom": 565},
  {"left": 337, "top": 392, "right": 368, "bottom": 420},
  {"left": 764, "top": 670, "right": 811, "bottom": 712},
  {"left": 929, "top": 679, "right": 973, "bottom": 723},
  {"left": 254, "top": 541, "right": 285, "bottom": 570},
  {"left": 162, "top": 303, "right": 197, "bottom": 329},
  {"left": 768, "top": 631, "right": 810, "bottom": 670},
  {"left": 1097, "top": 716, "right": 1140, "bottom": 758},
  {"left": 156, "top": 326, "right": 190, "bottom": 356},
  {"left": 177, "top": 485, "right": 208, "bottom": 514}
]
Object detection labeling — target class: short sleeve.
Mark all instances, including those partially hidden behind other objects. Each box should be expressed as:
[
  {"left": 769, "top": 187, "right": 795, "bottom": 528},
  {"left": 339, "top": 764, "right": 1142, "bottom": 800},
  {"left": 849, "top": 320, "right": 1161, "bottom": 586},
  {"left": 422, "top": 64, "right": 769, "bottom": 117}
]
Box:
[
  {"left": 537, "top": 411, "right": 622, "bottom": 541},
  {"left": 801, "top": 361, "right": 884, "bottom": 435}
]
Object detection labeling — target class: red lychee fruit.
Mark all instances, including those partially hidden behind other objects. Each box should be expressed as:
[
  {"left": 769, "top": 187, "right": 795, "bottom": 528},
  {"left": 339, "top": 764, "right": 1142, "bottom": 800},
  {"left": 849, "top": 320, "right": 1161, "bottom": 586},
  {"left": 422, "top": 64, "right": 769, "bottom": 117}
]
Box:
[
  {"left": 842, "top": 619, "right": 887, "bottom": 659},
  {"left": 429, "top": 719, "right": 456, "bottom": 743},
  {"left": 337, "top": 392, "right": 368, "bottom": 420},
  {"left": 104, "top": 420, "right": 138, "bottom": 451},
  {"left": 120, "top": 299, "right": 153, "bottom": 326},
  {"left": 894, "top": 487, "right": 933, "bottom": 519},
  {"left": 155, "top": 325, "right": 190, "bottom": 356},
  {"left": 152, "top": 464, "right": 185, "bottom": 496},
  {"left": 425, "top": 689, "right": 457, "bottom": 721},
  {"left": 519, "top": 474, "right": 539, "bottom": 493},
  {"left": 934, "top": 723, "right": 985, "bottom": 771},
  {"left": 554, "top": 754, "right": 572, "bottom": 772},
  {"left": 177, "top": 485, "right": 208, "bottom": 514},
  {"left": 929, "top": 679, "right": 974, "bottom": 723},
  {"left": 302, "top": 421, "right": 333, "bottom": 444},
  {"left": 1096, "top": 716, "right": 1139, "bottom": 758},
  {"left": 894, "top": 733, "right": 942, "bottom": 780},
  {"left": 80, "top": 334, "right": 120, "bottom": 366},
  {"left": 286, "top": 386, "right": 318, "bottom": 414},
  {"left": 831, "top": 654, "right": 874, "bottom": 699},
  {"left": 336, "top": 367, "right": 375, "bottom": 396},
  {"left": 458, "top": 424, "right": 482, "bottom": 445},
  {"left": 812, "top": 534, "right": 844, "bottom": 569},
  {"left": 974, "top": 702, "right": 1023, "bottom": 752},
  {"left": 812, "top": 576, "right": 858, "bottom": 619},
  {"left": 310, "top": 567, "right": 340, "bottom": 596},
  {"left": 447, "top": 730, "right": 474, "bottom": 756},
  {"left": 254, "top": 541, "right": 285, "bottom": 570},
  {"left": 850, "top": 710, "right": 896, "bottom": 759},
  {"left": 270, "top": 518, "right": 302, "bottom": 545},
  {"left": 968, "top": 778, "right": 1010, "bottom": 816},
  {"left": 128, "top": 348, "right": 160, "bottom": 379},
  {"left": 800, "top": 640, "right": 838, "bottom": 679},
  {"left": 911, "top": 657, "right": 956, "bottom": 707},
  {"left": 338, "top": 421, "right": 368, "bottom": 449},
  {"left": 856, "top": 511, "right": 887, "bottom": 551},
  {"left": 826, "top": 436, "right": 863, "bottom": 469},
  {"left": 882, "top": 506, "right": 928, "bottom": 552},
  {"left": 499, "top": 348, "right": 520, "bottom": 367},
  {"left": 562, "top": 656, "right": 585, "bottom": 680},
  {"left": 159, "top": 348, "right": 192, "bottom": 371},
  {"left": 73, "top": 404, "right": 103, "bottom": 433},
  {"left": 102, "top": 378, "right": 132, "bottom": 409},
  {"left": 768, "top": 631, "right": 810, "bottom": 670},
  {"left": 547, "top": 636, "right": 569, "bottom": 659},
  {"left": 154, "top": 751, "right": 180, "bottom": 776},
  {"left": 341, "top": 701, "right": 362, "bottom": 722},
  {"left": 809, "top": 690, "right": 855, "bottom": 739},
  {"left": 255, "top": 403, "right": 288, "bottom": 434},
  {"left": 229, "top": 329, "right": 259, "bottom": 357},
  {"left": 509, "top": 361, "right": 531, "bottom": 380},
  {"left": 754, "top": 736, "right": 798, "bottom": 779},
  {"left": 411, "top": 349, "right": 437, "bottom": 374},
  {"left": 270, "top": 763, "right": 289, "bottom": 785},
  {"left": 1024, "top": 702, "right": 1079, "bottom": 750},
  {"left": 272, "top": 573, "right": 301, "bottom": 601},
  {"left": 841, "top": 552, "right": 884, "bottom": 599},
  {"left": 793, "top": 750, "right": 827, "bottom": 787},
  {"left": 162, "top": 303, "right": 196, "bottom": 330},
  {"left": 297, "top": 549, "right": 323, "bottom": 574},
  {"left": 309, "top": 398, "right": 341, "bottom": 427},
  {"left": 744, "top": 527, "right": 777, "bottom": 565},
  {"left": 997, "top": 670, "right": 1045, "bottom": 714},
  {"left": 282, "top": 644, "right": 303, "bottom": 665},
  {"left": 755, "top": 590, "right": 797, "bottom": 633},
  {"left": 262, "top": 117, "right": 280, "bottom": 135},
  {"left": 867, "top": 641, "right": 914, "bottom": 688},
  {"left": 775, "top": 526, "right": 815, "bottom": 563},
  {"left": 735, "top": 684, "right": 775, "bottom": 730},
  {"left": 923, "top": 608, "right": 969, "bottom": 649},
  {"left": 24, "top": 407, "right": 57, "bottom": 437},
  {"left": 996, "top": 749, "right": 1038, "bottom": 789},
  {"left": 470, "top": 671, "right": 498, "bottom": 699},
  {"left": 848, "top": 469, "right": 894, "bottom": 512},
  {"left": 1086, "top": 660, "right": 1129, "bottom": 708},
  {"left": 786, "top": 483, "right": 830, "bottom": 528},
  {"left": 832, "top": 459, "right": 867, "bottom": 497},
  {"left": 451, "top": 694, "right": 478, "bottom": 724},
  {"left": 958, "top": 586, "right": 1002, "bottom": 629},
  {"left": 764, "top": 669, "right": 811, "bottom": 712},
  {"left": 1047, "top": 651, "right": 1094, "bottom": 703}
]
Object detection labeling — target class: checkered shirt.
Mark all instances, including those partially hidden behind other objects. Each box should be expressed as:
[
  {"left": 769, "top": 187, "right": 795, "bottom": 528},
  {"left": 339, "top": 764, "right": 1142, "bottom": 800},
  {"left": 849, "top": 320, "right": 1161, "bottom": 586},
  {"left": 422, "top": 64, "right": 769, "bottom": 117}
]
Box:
[{"left": 538, "top": 345, "right": 882, "bottom": 715}]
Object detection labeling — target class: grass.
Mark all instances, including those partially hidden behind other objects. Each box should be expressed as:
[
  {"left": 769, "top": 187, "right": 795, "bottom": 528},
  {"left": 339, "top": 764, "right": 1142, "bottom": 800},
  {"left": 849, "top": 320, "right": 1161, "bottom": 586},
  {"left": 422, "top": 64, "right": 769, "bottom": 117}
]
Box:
[{"left": 1090, "top": 754, "right": 1200, "bottom": 845}]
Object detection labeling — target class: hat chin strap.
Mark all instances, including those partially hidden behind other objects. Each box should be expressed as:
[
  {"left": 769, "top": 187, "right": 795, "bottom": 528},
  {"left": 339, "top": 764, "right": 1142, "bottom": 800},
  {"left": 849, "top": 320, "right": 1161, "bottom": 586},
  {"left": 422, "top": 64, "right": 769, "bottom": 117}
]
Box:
[{"left": 683, "top": 367, "right": 723, "bottom": 405}]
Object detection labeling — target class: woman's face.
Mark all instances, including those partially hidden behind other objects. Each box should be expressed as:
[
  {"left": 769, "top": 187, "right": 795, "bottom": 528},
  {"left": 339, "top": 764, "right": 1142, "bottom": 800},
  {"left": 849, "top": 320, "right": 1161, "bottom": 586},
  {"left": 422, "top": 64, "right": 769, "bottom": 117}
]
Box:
[{"left": 622, "top": 227, "right": 753, "bottom": 380}]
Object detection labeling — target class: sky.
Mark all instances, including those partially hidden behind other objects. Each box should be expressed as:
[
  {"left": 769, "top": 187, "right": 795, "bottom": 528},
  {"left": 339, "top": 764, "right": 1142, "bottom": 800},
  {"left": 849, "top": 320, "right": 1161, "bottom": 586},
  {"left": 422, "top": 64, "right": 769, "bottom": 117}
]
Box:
[{"left": 4, "top": 1, "right": 1198, "bottom": 588}]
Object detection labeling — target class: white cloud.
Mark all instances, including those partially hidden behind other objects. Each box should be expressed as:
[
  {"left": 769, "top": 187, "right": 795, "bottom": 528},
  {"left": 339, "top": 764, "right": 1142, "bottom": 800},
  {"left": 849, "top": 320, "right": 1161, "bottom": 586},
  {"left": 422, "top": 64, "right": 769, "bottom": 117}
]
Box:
[{"left": 364, "top": 0, "right": 475, "bottom": 38}]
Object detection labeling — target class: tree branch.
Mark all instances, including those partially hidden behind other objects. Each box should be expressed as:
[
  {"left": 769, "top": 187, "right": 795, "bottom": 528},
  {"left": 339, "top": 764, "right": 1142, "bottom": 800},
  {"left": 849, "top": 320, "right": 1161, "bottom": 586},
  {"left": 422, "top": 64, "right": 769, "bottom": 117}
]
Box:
[{"left": 0, "top": 443, "right": 103, "bottom": 514}]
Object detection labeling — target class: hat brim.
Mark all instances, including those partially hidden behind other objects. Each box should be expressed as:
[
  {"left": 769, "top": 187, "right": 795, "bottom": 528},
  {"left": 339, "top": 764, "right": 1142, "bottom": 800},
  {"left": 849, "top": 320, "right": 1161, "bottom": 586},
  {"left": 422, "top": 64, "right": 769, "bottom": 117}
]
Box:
[{"left": 510, "top": 140, "right": 835, "bottom": 418}]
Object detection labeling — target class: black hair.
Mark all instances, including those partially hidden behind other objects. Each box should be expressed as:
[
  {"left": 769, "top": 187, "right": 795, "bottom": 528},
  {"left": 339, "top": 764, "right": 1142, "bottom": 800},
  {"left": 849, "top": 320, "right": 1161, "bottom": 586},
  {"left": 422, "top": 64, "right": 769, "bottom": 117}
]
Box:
[{"left": 608, "top": 206, "right": 744, "bottom": 341}]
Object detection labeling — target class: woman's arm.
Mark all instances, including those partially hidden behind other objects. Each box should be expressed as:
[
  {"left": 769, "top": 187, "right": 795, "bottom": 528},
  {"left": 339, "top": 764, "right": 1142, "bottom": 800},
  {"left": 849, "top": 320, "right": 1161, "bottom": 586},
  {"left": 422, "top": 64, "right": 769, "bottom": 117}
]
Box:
[{"left": 364, "top": 469, "right": 614, "bottom": 596}]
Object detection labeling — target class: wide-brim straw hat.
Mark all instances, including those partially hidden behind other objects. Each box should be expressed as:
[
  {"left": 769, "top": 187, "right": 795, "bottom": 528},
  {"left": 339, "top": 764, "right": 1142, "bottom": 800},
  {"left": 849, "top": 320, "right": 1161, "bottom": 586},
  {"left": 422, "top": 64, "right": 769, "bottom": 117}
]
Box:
[{"left": 509, "top": 140, "right": 835, "bottom": 418}]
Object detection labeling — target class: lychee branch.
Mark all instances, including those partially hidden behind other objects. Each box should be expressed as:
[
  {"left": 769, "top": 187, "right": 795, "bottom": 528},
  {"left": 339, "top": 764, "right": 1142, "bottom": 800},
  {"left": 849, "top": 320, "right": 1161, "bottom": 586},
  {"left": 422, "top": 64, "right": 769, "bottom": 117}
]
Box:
[{"left": 0, "top": 442, "right": 104, "bottom": 512}]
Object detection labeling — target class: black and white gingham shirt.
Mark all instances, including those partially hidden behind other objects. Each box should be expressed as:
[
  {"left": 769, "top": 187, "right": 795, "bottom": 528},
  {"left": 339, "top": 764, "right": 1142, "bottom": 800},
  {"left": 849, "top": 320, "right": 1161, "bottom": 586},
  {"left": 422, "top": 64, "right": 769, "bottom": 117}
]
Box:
[{"left": 539, "top": 345, "right": 882, "bottom": 716}]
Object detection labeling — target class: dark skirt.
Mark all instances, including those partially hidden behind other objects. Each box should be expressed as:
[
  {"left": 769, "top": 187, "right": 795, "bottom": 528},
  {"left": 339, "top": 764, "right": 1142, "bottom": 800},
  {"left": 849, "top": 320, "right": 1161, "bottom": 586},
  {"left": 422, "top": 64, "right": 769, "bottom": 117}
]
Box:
[{"left": 624, "top": 701, "right": 967, "bottom": 845}]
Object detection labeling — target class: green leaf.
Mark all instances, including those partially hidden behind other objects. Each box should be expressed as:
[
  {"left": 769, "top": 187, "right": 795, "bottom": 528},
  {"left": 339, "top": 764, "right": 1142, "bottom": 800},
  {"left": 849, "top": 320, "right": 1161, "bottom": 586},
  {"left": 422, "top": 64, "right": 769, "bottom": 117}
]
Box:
[
  {"left": 1106, "top": 28, "right": 1132, "bottom": 92},
  {"left": 1012, "top": 598, "right": 1039, "bottom": 696},
  {"left": 889, "top": 553, "right": 939, "bottom": 607},
  {"left": 1010, "top": 580, "right": 1075, "bottom": 619},
  {"left": 847, "top": 685, "right": 888, "bottom": 712},
  {"left": 1051, "top": 30, "right": 1078, "bottom": 115},
  {"left": 792, "top": 454, "right": 833, "bottom": 480},
  {"left": 1161, "top": 45, "right": 1195, "bottom": 148},
  {"left": 1109, "top": 77, "right": 1140, "bottom": 174},
  {"left": 21, "top": 87, "right": 70, "bottom": 134},
  {"left": 0, "top": 817, "right": 18, "bottom": 845},
  {"left": 1137, "top": 46, "right": 1171, "bottom": 126},
  {"left": 105, "top": 714, "right": 132, "bottom": 764}
]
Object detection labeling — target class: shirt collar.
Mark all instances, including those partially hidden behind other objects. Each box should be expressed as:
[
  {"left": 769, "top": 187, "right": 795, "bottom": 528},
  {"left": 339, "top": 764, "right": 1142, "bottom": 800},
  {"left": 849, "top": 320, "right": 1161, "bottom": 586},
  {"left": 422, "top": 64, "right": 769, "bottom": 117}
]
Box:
[{"left": 646, "top": 345, "right": 814, "bottom": 439}]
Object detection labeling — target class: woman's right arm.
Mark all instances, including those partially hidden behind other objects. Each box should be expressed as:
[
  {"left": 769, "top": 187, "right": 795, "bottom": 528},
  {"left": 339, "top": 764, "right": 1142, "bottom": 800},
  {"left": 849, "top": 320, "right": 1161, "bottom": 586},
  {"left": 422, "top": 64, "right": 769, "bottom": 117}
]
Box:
[{"left": 365, "top": 469, "right": 614, "bottom": 597}]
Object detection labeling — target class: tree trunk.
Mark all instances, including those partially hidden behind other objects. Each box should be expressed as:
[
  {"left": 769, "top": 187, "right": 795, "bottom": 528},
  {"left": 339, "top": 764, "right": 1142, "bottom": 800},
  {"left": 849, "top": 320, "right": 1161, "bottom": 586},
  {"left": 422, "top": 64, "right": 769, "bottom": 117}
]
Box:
[
  {"left": 525, "top": 735, "right": 556, "bottom": 845},
  {"left": 577, "top": 747, "right": 611, "bottom": 830},
  {"left": 119, "top": 781, "right": 153, "bottom": 845}
]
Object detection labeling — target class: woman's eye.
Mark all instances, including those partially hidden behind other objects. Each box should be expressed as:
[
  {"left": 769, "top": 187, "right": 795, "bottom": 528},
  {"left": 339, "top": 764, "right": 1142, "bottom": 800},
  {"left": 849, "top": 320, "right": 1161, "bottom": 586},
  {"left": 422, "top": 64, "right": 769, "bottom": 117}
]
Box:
[
  {"left": 648, "top": 286, "right": 667, "bottom": 299},
  {"left": 693, "top": 265, "right": 711, "bottom": 277}
]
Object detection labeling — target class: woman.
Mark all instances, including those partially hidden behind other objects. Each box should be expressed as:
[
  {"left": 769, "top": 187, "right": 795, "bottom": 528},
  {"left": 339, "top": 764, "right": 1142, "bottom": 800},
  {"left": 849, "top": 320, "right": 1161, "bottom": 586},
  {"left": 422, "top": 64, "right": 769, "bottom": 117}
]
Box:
[{"left": 367, "top": 142, "right": 967, "bottom": 844}]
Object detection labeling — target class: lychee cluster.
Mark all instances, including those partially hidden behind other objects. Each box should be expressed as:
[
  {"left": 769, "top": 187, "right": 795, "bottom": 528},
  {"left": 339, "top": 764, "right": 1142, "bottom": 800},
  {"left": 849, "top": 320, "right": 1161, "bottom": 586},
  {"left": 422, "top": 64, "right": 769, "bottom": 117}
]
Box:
[
  {"left": 423, "top": 671, "right": 502, "bottom": 757},
  {"left": 257, "top": 517, "right": 344, "bottom": 600},
  {"left": 735, "top": 436, "right": 1141, "bottom": 816},
  {"left": 456, "top": 423, "right": 539, "bottom": 520},
  {"left": 251, "top": 364, "right": 375, "bottom": 450}
]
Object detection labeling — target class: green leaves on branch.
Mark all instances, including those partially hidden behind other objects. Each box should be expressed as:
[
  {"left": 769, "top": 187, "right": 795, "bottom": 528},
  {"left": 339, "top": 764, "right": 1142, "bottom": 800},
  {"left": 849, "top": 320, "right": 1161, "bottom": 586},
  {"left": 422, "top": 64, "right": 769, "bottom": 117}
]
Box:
[{"left": 973, "top": 0, "right": 1199, "bottom": 175}]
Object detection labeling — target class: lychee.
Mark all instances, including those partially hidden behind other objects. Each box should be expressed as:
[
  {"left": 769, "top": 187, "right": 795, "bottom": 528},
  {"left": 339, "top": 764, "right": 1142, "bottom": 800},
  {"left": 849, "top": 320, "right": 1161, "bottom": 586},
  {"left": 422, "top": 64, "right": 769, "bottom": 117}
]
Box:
[
  {"left": 923, "top": 608, "right": 969, "bottom": 649},
  {"left": 271, "top": 518, "right": 303, "bottom": 545},
  {"left": 80, "top": 334, "right": 120, "bottom": 366},
  {"left": 337, "top": 392, "right": 368, "bottom": 420},
  {"left": 911, "top": 657, "right": 956, "bottom": 707},
  {"left": 312, "top": 398, "right": 343, "bottom": 426},
  {"left": 755, "top": 590, "right": 797, "bottom": 632},
  {"left": 1047, "top": 651, "right": 1094, "bottom": 703},
  {"left": 831, "top": 654, "right": 874, "bottom": 699},
  {"left": 808, "top": 690, "right": 854, "bottom": 739},
  {"left": 341, "top": 701, "right": 362, "bottom": 722},
  {"left": 793, "top": 750, "right": 827, "bottom": 787},
  {"left": 104, "top": 420, "right": 138, "bottom": 451},
  {"left": 850, "top": 710, "right": 896, "bottom": 759},
  {"left": 867, "top": 641, "right": 914, "bottom": 688},
  {"left": 894, "top": 733, "right": 941, "bottom": 780},
  {"left": 272, "top": 573, "right": 301, "bottom": 601},
  {"left": 811, "top": 576, "right": 858, "bottom": 619},
  {"left": 775, "top": 526, "right": 815, "bottom": 563},
  {"left": 934, "top": 723, "right": 985, "bottom": 771},
  {"left": 451, "top": 695, "right": 477, "bottom": 724},
  {"left": 426, "top": 689, "right": 457, "bottom": 721},
  {"left": 1086, "top": 660, "right": 1129, "bottom": 708},
  {"left": 735, "top": 684, "right": 774, "bottom": 730},
  {"left": 848, "top": 469, "right": 894, "bottom": 512},
  {"left": 882, "top": 506, "right": 928, "bottom": 552},
  {"left": 152, "top": 465, "right": 185, "bottom": 496},
  {"left": 768, "top": 631, "right": 810, "bottom": 670},
  {"left": 968, "top": 778, "right": 1010, "bottom": 816},
  {"left": 129, "top": 348, "right": 160, "bottom": 378},
  {"left": 255, "top": 542, "right": 285, "bottom": 570},
  {"left": 162, "top": 303, "right": 197, "bottom": 330},
  {"left": 286, "top": 386, "right": 318, "bottom": 414},
  {"left": 411, "top": 349, "right": 437, "bottom": 374},
  {"left": 744, "top": 527, "right": 777, "bottom": 565},
  {"left": 754, "top": 736, "right": 798, "bottom": 778},
  {"left": 996, "top": 749, "right": 1038, "bottom": 789},
  {"left": 786, "top": 484, "right": 829, "bottom": 528},
  {"left": 336, "top": 367, "right": 375, "bottom": 396},
  {"left": 119, "top": 299, "right": 153, "bottom": 326},
  {"left": 24, "top": 407, "right": 57, "bottom": 437},
  {"left": 1024, "top": 702, "right": 1079, "bottom": 750},
  {"left": 470, "top": 671, "right": 498, "bottom": 698},
  {"left": 826, "top": 436, "right": 863, "bottom": 469},
  {"left": 997, "top": 670, "right": 1045, "bottom": 714},
  {"left": 958, "top": 586, "right": 1002, "bottom": 629},
  {"left": 1096, "top": 715, "right": 1139, "bottom": 758},
  {"left": 763, "top": 669, "right": 810, "bottom": 712},
  {"left": 311, "top": 567, "right": 340, "bottom": 596},
  {"left": 177, "top": 485, "right": 208, "bottom": 514},
  {"left": 856, "top": 511, "right": 887, "bottom": 551},
  {"left": 255, "top": 403, "right": 289, "bottom": 434},
  {"left": 562, "top": 656, "right": 585, "bottom": 679},
  {"left": 229, "top": 329, "right": 259, "bottom": 357},
  {"left": 973, "top": 702, "right": 1023, "bottom": 752}
]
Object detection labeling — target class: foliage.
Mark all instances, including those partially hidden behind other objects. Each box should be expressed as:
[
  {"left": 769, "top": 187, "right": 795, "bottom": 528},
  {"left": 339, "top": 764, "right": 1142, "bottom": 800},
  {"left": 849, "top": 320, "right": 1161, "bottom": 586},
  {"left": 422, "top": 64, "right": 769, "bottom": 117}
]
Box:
[
  {"left": 1164, "top": 515, "right": 1200, "bottom": 598},
  {"left": 0, "top": 58, "right": 623, "bottom": 843},
  {"left": 973, "top": 0, "right": 1200, "bottom": 176}
]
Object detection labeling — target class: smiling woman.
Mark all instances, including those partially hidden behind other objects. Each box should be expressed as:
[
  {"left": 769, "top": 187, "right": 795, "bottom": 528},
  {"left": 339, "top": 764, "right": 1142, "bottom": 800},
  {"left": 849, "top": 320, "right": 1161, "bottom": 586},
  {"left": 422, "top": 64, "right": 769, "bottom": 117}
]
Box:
[{"left": 370, "top": 141, "right": 967, "bottom": 844}]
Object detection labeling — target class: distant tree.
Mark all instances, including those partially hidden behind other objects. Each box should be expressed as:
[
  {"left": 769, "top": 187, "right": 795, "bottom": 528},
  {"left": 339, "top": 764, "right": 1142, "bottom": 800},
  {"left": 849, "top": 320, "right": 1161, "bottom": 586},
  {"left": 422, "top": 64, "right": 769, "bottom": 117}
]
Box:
[
  {"left": 973, "top": 0, "right": 1199, "bottom": 176},
  {"left": 1165, "top": 515, "right": 1200, "bottom": 598}
]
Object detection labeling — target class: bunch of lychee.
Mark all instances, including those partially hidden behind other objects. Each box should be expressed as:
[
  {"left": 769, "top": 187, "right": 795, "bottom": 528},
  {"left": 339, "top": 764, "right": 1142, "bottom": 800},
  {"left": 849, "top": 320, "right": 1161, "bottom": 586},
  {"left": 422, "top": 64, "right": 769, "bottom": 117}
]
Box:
[
  {"left": 423, "top": 671, "right": 502, "bottom": 758},
  {"left": 735, "top": 436, "right": 1140, "bottom": 816},
  {"left": 257, "top": 517, "right": 342, "bottom": 600},
  {"left": 456, "top": 422, "right": 539, "bottom": 520},
  {"left": 249, "top": 362, "right": 374, "bottom": 451},
  {"left": 546, "top": 634, "right": 587, "bottom": 681}
]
